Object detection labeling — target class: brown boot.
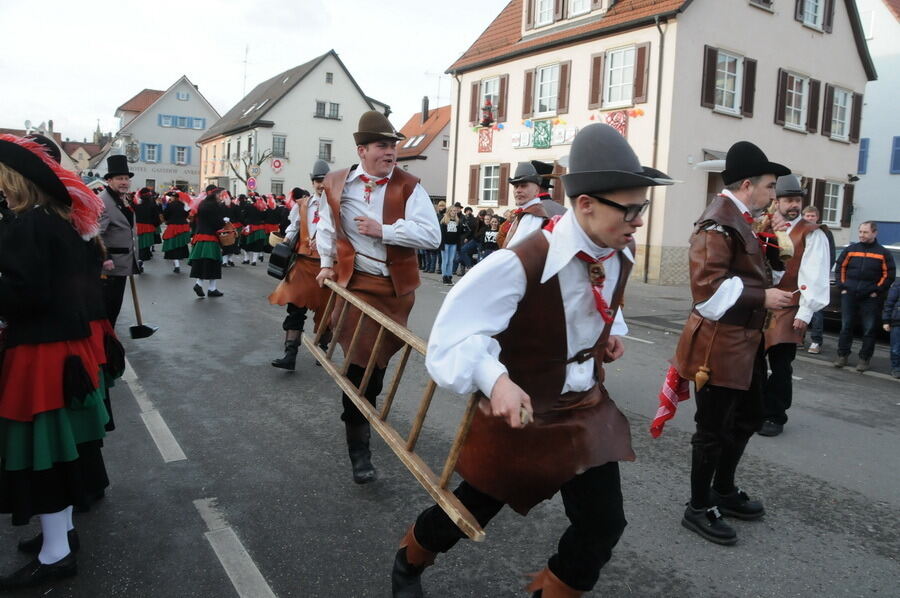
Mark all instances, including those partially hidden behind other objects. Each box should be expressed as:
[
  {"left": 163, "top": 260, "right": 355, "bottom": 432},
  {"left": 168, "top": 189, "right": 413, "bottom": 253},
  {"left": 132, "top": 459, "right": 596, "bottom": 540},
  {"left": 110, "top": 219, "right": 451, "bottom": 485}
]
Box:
[
  {"left": 392, "top": 526, "right": 436, "bottom": 598},
  {"left": 526, "top": 567, "right": 583, "bottom": 598}
]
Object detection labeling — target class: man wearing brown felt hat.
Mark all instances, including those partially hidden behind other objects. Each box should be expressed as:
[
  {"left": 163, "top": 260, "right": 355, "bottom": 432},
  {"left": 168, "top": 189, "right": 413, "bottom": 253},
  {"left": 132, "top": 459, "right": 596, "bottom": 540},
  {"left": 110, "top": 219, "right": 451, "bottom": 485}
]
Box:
[
  {"left": 671, "top": 141, "right": 794, "bottom": 546},
  {"left": 315, "top": 110, "right": 440, "bottom": 485}
]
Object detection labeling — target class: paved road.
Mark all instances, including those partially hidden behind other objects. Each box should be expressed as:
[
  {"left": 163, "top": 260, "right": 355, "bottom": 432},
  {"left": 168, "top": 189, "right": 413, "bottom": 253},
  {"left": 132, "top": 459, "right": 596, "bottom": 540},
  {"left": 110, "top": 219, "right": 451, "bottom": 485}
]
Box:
[{"left": 4, "top": 255, "right": 896, "bottom": 597}]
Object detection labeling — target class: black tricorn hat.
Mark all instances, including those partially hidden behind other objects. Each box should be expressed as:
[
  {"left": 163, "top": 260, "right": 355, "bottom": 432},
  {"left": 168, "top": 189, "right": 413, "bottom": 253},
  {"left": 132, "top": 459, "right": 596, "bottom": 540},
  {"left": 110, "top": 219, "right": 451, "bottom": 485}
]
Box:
[
  {"left": 532, "top": 160, "right": 556, "bottom": 190},
  {"left": 353, "top": 111, "right": 405, "bottom": 145},
  {"left": 562, "top": 124, "right": 673, "bottom": 196},
  {"left": 721, "top": 141, "right": 790, "bottom": 185},
  {"left": 0, "top": 135, "right": 70, "bottom": 204},
  {"left": 104, "top": 154, "right": 134, "bottom": 179}
]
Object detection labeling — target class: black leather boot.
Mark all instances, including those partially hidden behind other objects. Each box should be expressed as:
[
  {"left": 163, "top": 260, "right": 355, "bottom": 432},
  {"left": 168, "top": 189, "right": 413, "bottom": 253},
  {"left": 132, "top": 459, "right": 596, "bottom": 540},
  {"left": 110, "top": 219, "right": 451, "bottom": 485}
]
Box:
[
  {"left": 392, "top": 548, "right": 425, "bottom": 598},
  {"left": 345, "top": 423, "right": 376, "bottom": 484},
  {"left": 271, "top": 341, "right": 299, "bottom": 370}
]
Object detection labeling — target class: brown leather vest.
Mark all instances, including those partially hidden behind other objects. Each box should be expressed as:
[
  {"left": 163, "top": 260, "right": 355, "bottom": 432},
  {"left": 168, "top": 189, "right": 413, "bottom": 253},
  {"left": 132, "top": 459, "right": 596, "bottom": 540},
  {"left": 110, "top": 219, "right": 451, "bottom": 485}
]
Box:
[
  {"left": 498, "top": 202, "right": 549, "bottom": 249},
  {"left": 294, "top": 196, "right": 320, "bottom": 259},
  {"left": 765, "top": 219, "right": 819, "bottom": 348},
  {"left": 497, "top": 232, "right": 633, "bottom": 411},
  {"left": 323, "top": 167, "right": 421, "bottom": 297},
  {"left": 673, "top": 195, "right": 772, "bottom": 390}
]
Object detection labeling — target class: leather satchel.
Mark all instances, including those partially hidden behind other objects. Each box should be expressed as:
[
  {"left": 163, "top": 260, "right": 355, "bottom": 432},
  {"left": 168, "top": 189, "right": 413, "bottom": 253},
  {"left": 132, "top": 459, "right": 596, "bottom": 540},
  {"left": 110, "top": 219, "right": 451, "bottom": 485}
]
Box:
[{"left": 267, "top": 241, "right": 295, "bottom": 280}]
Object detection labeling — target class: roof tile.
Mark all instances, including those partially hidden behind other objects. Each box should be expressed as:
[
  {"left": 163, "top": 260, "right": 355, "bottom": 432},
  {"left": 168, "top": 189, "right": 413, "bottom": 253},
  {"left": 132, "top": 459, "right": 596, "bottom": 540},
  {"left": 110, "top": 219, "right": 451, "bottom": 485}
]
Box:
[{"left": 117, "top": 89, "right": 165, "bottom": 114}]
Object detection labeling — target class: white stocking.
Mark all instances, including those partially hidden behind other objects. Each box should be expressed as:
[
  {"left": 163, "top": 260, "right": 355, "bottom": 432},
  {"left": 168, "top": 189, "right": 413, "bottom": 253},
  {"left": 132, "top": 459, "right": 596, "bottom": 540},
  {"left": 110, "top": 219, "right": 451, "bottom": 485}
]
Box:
[
  {"left": 38, "top": 508, "right": 71, "bottom": 564},
  {"left": 208, "top": 279, "right": 218, "bottom": 291}
]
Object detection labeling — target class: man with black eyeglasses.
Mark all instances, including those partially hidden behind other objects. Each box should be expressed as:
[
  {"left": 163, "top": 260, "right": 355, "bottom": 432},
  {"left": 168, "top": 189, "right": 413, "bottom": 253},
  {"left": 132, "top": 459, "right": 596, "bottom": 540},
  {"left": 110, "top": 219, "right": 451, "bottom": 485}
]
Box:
[{"left": 671, "top": 141, "right": 794, "bottom": 546}]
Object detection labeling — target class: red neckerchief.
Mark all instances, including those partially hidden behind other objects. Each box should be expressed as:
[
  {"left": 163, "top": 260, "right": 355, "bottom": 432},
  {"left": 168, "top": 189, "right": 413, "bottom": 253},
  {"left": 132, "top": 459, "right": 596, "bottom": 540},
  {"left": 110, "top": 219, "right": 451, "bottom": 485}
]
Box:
[
  {"left": 741, "top": 211, "right": 780, "bottom": 251},
  {"left": 544, "top": 215, "right": 616, "bottom": 323},
  {"left": 312, "top": 208, "right": 320, "bottom": 224},
  {"left": 359, "top": 174, "right": 389, "bottom": 203}
]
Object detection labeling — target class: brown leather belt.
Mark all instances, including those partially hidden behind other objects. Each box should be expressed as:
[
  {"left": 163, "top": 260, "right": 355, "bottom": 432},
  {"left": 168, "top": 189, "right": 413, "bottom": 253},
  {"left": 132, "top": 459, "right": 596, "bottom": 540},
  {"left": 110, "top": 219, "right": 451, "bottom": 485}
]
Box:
[{"left": 707, "top": 307, "right": 768, "bottom": 330}]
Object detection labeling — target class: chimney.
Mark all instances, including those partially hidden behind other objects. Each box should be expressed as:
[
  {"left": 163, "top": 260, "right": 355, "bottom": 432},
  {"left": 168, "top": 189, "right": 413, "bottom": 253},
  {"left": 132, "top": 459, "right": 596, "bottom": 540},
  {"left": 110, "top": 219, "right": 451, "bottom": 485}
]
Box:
[
  {"left": 421, "top": 96, "right": 430, "bottom": 124},
  {"left": 48, "top": 119, "right": 54, "bottom": 132}
]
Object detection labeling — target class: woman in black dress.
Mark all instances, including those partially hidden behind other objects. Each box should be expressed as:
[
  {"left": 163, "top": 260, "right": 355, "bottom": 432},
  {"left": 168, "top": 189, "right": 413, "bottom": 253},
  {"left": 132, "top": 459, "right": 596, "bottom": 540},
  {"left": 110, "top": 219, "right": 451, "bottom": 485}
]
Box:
[{"left": 187, "top": 188, "right": 227, "bottom": 297}]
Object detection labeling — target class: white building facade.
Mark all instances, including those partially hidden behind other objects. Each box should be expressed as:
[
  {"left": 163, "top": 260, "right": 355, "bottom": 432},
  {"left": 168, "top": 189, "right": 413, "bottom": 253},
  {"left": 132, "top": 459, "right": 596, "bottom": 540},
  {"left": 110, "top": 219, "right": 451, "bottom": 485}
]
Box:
[
  {"left": 851, "top": 0, "right": 900, "bottom": 244},
  {"left": 98, "top": 77, "right": 220, "bottom": 192},
  {"left": 198, "top": 50, "right": 389, "bottom": 197},
  {"left": 447, "top": 0, "right": 875, "bottom": 283}
]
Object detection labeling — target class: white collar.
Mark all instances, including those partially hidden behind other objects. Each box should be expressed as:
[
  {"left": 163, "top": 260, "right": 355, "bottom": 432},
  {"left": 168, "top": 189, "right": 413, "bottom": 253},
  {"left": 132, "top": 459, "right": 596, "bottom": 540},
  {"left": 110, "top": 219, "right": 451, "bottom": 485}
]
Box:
[
  {"left": 720, "top": 189, "right": 752, "bottom": 216},
  {"left": 541, "top": 210, "right": 634, "bottom": 283},
  {"left": 348, "top": 165, "right": 394, "bottom": 183},
  {"left": 517, "top": 197, "right": 542, "bottom": 210}
]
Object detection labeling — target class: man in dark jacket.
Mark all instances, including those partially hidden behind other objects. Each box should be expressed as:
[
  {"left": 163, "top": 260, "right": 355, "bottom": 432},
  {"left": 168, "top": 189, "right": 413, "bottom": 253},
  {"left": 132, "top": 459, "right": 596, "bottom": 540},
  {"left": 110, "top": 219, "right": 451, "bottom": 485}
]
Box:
[{"left": 834, "top": 221, "right": 896, "bottom": 371}]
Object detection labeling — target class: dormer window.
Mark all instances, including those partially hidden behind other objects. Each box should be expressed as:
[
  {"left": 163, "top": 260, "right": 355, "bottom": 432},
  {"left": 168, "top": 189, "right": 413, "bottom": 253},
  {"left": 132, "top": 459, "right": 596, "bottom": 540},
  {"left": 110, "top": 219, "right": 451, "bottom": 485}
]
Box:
[{"left": 535, "top": 0, "right": 554, "bottom": 26}]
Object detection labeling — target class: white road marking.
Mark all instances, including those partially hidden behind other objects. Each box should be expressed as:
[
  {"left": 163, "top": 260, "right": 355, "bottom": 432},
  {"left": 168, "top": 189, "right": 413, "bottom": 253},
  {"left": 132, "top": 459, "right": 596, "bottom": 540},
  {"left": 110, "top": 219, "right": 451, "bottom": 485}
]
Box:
[
  {"left": 124, "top": 358, "right": 186, "bottom": 463},
  {"left": 194, "top": 498, "right": 278, "bottom": 598},
  {"left": 623, "top": 335, "right": 655, "bottom": 345}
]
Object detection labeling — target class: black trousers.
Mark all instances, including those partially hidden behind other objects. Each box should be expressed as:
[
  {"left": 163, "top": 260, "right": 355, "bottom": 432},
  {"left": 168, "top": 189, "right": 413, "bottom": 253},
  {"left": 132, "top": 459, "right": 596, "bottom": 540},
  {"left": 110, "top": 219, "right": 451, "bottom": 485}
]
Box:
[
  {"left": 341, "top": 364, "right": 386, "bottom": 426},
  {"left": 763, "top": 343, "right": 796, "bottom": 425},
  {"left": 413, "top": 462, "right": 626, "bottom": 592},
  {"left": 101, "top": 275, "right": 127, "bottom": 327},
  {"left": 282, "top": 303, "right": 308, "bottom": 332},
  {"left": 690, "top": 350, "right": 765, "bottom": 508}
]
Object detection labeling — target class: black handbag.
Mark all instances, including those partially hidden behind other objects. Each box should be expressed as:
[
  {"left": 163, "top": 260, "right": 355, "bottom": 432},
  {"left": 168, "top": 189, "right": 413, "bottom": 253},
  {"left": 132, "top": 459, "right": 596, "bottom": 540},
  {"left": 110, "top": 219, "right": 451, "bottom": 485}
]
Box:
[{"left": 267, "top": 241, "right": 295, "bottom": 280}]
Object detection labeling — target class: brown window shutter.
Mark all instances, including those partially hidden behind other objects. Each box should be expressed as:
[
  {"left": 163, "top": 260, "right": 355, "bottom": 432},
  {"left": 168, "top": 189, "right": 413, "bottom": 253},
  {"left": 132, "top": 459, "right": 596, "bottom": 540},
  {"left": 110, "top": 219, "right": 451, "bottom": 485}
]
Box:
[
  {"left": 821, "top": 84, "right": 834, "bottom": 137},
  {"left": 469, "top": 165, "right": 480, "bottom": 203},
  {"left": 840, "top": 184, "right": 854, "bottom": 227},
  {"left": 554, "top": 0, "right": 565, "bottom": 22},
  {"left": 701, "top": 45, "right": 718, "bottom": 108},
  {"left": 525, "top": 0, "right": 534, "bottom": 30},
  {"left": 774, "top": 69, "right": 788, "bottom": 125},
  {"left": 633, "top": 43, "right": 650, "bottom": 104},
  {"left": 823, "top": 0, "right": 835, "bottom": 32},
  {"left": 849, "top": 92, "right": 863, "bottom": 143},
  {"left": 557, "top": 61, "right": 571, "bottom": 115},
  {"left": 588, "top": 53, "right": 605, "bottom": 109},
  {"left": 498, "top": 163, "right": 510, "bottom": 206},
  {"left": 806, "top": 79, "right": 821, "bottom": 133},
  {"left": 813, "top": 179, "right": 826, "bottom": 215},
  {"left": 794, "top": 0, "right": 804, "bottom": 22},
  {"left": 522, "top": 69, "right": 535, "bottom": 119},
  {"left": 741, "top": 58, "right": 757, "bottom": 117},
  {"left": 497, "top": 75, "right": 509, "bottom": 123},
  {"left": 551, "top": 161, "right": 567, "bottom": 204},
  {"left": 469, "top": 82, "right": 480, "bottom": 125}
]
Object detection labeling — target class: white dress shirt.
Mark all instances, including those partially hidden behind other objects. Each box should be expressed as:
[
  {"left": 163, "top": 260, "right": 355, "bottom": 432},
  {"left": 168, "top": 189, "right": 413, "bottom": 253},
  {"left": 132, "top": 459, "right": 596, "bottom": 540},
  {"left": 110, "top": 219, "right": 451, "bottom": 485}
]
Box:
[
  {"left": 317, "top": 166, "right": 441, "bottom": 275},
  {"left": 426, "top": 209, "right": 630, "bottom": 398},
  {"left": 789, "top": 215, "right": 831, "bottom": 323},
  {"left": 506, "top": 197, "right": 546, "bottom": 248},
  {"left": 695, "top": 190, "right": 784, "bottom": 320},
  {"left": 285, "top": 193, "right": 322, "bottom": 242}
]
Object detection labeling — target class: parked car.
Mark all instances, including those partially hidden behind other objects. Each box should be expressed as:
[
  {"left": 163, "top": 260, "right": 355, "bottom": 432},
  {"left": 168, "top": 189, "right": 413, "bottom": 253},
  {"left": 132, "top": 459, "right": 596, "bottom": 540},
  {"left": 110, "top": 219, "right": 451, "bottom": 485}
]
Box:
[{"left": 823, "top": 244, "right": 900, "bottom": 334}]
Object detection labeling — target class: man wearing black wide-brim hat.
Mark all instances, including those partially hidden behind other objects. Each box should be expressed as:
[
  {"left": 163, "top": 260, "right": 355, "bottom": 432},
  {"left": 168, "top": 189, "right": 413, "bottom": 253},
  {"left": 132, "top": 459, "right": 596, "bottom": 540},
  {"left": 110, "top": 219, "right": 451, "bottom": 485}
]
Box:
[
  {"left": 496, "top": 161, "right": 550, "bottom": 249},
  {"left": 391, "top": 124, "right": 674, "bottom": 597},
  {"left": 532, "top": 159, "right": 567, "bottom": 218},
  {"left": 315, "top": 111, "right": 440, "bottom": 485},
  {"left": 97, "top": 154, "right": 138, "bottom": 327},
  {"left": 670, "top": 141, "right": 795, "bottom": 546}
]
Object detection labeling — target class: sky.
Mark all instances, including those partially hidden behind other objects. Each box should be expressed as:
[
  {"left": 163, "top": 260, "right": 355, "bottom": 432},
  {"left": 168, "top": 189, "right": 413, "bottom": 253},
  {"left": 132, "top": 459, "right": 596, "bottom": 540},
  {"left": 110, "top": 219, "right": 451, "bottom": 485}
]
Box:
[{"left": 0, "top": 0, "right": 510, "bottom": 142}]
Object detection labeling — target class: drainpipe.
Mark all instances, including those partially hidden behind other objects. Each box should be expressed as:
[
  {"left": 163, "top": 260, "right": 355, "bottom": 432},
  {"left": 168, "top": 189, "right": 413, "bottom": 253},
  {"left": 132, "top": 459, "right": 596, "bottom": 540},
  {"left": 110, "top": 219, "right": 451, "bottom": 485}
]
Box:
[
  {"left": 450, "top": 73, "right": 462, "bottom": 205},
  {"left": 644, "top": 15, "right": 667, "bottom": 283}
]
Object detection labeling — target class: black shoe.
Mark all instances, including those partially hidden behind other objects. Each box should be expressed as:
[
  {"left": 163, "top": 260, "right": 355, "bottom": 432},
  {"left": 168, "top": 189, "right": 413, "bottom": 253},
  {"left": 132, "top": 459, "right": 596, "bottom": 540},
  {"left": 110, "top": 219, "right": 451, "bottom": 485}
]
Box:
[
  {"left": 242, "top": 259, "right": 250, "bottom": 265},
  {"left": 173, "top": 266, "right": 180, "bottom": 273},
  {"left": 271, "top": 342, "right": 299, "bottom": 371},
  {"left": 0, "top": 553, "right": 77, "bottom": 590},
  {"left": 710, "top": 488, "right": 765, "bottom": 520},
  {"left": 758, "top": 420, "right": 783, "bottom": 437},
  {"left": 391, "top": 548, "right": 425, "bottom": 598},
  {"left": 251, "top": 261, "right": 256, "bottom": 266},
  {"left": 681, "top": 505, "right": 737, "bottom": 545},
  {"left": 229, "top": 261, "right": 236, "bottom": 267},
  {"left": 207, "top": 289, "right": 223, "bottom": 297},
  {"left": 193, "top": 283, "right": 205, "bottom": 297},
  {"left": 345, "top": 423, "right": 376, "bottom": 484},
  {"left": 18, "top": 530, "right": 80, "bottom": 555}
]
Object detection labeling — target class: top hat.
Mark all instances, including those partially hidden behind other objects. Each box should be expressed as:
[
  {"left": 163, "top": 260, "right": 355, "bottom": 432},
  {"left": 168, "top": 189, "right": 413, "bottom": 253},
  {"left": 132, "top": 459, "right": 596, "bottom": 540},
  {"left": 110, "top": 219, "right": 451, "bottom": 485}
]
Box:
[
  {"left": 775, "top": 174, "right": 805, "bottom": 198},
  {"left": 508, "top": 161, "right": 544, "bottom": 186},
  {"left": 0, "top": 134, "right": 104, "bottom": 238},
  {"left": 562, "top": 124, "right": 673, "bottom": 197},
  {"left": 353, "top": 111, "right": 405, "bottom": 146},
  {"left": 721, "top": 141, "right": 790, "bottom": 185},
  {"left": 104, "top": 154, "right": 134, "bottom": 179},
  {"left": 310, "top": 159, "right": 330, "bottom": 180}
]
